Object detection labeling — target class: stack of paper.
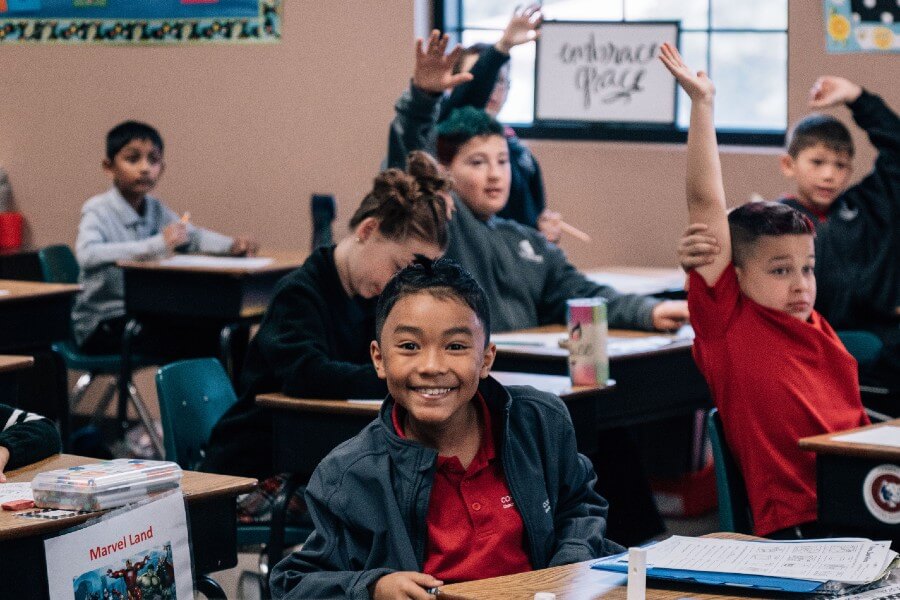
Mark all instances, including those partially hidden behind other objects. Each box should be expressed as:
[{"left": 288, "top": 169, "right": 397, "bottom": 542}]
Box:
[
  {"left": 158, "top": 255, "right": 274, "bottom": 269},
  {"left": 592, "top": 536, "right": 898, "bottom": 594}
]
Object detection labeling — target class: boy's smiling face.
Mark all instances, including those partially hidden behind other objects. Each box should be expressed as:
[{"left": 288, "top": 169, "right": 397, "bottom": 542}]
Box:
[
  {"left": 780, "top": 142, "right": 853, "bottom": 213},
  {"left": 735, "top": 234, "right": 817, "bottom": 322},
  {"left": 371, "top": 291, "right": 496, "bottom": 432},
  {"left": 103, "top": 138, "right": 164, "bottom": 204}
]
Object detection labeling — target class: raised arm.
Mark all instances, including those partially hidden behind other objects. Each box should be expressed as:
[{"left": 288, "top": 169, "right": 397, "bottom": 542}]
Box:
[
  {"left": 385, "top": 31, "right": 473, "bottom": 170},
  {"left": 659, "top": 43, "right": 731, "bottom": 286}
]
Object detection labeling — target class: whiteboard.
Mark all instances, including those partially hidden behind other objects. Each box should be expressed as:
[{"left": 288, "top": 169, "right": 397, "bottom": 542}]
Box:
[{"left": 535, "top": 21, "right": 679, "bottom": 124}]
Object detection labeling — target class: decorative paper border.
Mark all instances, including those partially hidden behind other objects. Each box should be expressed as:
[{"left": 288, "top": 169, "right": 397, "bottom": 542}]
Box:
[
  {"left": 0, "top": 0, "right": 280, "bottom": 44},
  {"left": 824, "top": 0, "right": 899, "bottom": 53}
]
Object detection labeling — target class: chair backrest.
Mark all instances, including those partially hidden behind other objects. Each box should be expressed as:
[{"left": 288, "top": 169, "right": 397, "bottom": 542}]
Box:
[
  {"left": 37, "top": 244, "right": 80, "bottom": 284},
  {"left": 155, "top": 358, "right": 238, "bottom": 470},
  {"left": 837, "top": 330, "right": 884, "bottom": 368},
  {"left": 707, "top": 408, "right": 753, "bottom": 534},
  {"left": 310, "top": 193, "right": 336, "bottom": 251}
]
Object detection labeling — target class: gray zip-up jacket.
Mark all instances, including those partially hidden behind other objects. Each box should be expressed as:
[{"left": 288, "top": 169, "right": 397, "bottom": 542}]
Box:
[
  {"left": 270, "top": 377, "right": 623, "bottom": 599},
  {"left": 72, "top": 186, "right": 233, "bottom": 345},
  {"left": 386, "top": 85, "right": 660, "bottom": 331}
]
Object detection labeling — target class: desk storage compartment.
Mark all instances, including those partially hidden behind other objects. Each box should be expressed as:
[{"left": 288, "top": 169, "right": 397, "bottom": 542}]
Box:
[{"left": 31, "top": 459, "right": 182, "bottom": 511}]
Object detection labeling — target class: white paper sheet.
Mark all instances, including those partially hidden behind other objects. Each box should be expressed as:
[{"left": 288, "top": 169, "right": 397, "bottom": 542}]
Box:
[
  {"left": 0, "top": 482, "right": 34, "bottom": 503},
  {"left": 491, "top": 332, "right": 566, "bottom": 348},
  {"left": 492, "top": 371, "right": 573, "bottom": 395},
  {"left": 347, "top": 399, "right": 383, "bottom": 405},
  {"left": 833, "top": 426, "right": 900, "bottom": 448},
  {"left": 44, "top": 491, "right": 193, "bottom": 600},
  {"left": 607, "top": 336, "right": 673, "bottom": 357},
  {"left": 158, "top": 255, "right": 274, "bottom": 269},
  {"left": 620, "top": 536, "right": 897, "bottom": 585},
  {"left": 586, "top": 271, "right": 685, "bottom": 295}
]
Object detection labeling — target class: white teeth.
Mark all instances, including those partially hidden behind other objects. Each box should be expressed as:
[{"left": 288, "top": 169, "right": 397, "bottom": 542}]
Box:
[{"left": 417, "top": 388, "right": 451, "bottom": 395}]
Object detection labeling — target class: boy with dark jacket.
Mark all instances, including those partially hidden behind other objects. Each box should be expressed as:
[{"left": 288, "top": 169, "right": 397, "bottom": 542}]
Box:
[{"left": 270, "top": 259, "right": 621, "bottom": 599}]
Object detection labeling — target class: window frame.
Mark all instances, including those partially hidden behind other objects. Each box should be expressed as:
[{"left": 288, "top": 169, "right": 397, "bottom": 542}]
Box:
[{"left": 434, "top": 0, "right": 787, "bottom": 146}]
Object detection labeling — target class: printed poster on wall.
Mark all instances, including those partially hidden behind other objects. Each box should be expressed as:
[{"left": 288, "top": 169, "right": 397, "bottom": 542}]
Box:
[
  {"left": 44, "top": 492, "right": 193, "bottom": 600},
  {"left": 824, "top": 0, "right": 899, "bottom": 53},
  {"left": 0, "top": 0, "right": 281, "bottom": 44},
  {"left": 534, "top": 21, "right": 678, "bottom": 125}
]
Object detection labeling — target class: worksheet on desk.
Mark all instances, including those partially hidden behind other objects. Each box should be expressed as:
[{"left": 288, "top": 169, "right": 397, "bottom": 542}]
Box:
[
  {"left": 158, "top": 255, "right": 274, "bottom": 269},
  {"left": 635, "top": 536, "right": 896, "bottom": 584},
  {"left": 833, "top": 426, "right": 900, "bottom": 448},
  {"left": 0, "top": 482, "right": 33, "bottom": 503}
]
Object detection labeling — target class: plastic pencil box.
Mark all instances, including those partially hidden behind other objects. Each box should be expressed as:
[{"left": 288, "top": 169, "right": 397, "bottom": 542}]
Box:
[{"left": 31, "top": 459, "right": 182, "bottom": 511}]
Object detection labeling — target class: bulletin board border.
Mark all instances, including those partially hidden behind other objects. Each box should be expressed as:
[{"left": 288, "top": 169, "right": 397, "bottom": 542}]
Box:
[{"left": 0, "top": 0, "right": 281, "bottom": 45}]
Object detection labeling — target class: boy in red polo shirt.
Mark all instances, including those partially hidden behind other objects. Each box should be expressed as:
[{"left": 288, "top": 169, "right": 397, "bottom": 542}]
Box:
[
  {"left": 270, "top": 258, "right": 621, "bottom": 599},
  {"left": 660, "top": 44, "right": 869, "bottom": 539}
]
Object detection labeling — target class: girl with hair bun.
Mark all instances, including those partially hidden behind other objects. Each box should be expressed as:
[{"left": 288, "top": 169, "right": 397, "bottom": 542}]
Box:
[{"left": 203, "top": 153, "right": 452, "bottom": 522}]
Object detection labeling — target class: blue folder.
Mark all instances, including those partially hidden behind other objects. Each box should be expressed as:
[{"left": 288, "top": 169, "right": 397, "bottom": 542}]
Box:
[{"left": 592, "top": 544, "right": 832, "bottom": 594}]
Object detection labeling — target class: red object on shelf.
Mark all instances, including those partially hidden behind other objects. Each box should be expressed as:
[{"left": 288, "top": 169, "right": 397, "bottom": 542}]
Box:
[
  {"left": 0, "top": 212, "right": 23, "bottom": 249},
  {"left": 650, "top": 462, "right": 718, "bottom": 518}
]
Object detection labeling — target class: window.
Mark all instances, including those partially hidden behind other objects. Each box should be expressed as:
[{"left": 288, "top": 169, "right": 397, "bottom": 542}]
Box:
[{"left": 436, "top": 0, "right": 787, "bottom": 145}]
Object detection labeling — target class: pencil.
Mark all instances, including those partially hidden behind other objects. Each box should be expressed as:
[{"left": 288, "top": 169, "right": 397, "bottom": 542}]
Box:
[
  {"left": 180, "top": 212, "right": 191, "bottom": 224},
  {"left": 560, "top": 220, "right": 591, "bottom": 243}
]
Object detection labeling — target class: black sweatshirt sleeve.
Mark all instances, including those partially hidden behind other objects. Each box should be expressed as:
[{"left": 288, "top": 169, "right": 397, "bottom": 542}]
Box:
[
  {"left": 439, "top": 46, "right": 510, "bottom": 121},
  {"left": 0, "top": 404, "right": 61, "bottom": 471}
]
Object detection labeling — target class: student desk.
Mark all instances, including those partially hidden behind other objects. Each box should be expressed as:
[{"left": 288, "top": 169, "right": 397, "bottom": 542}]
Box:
[
  {"left": 0, "top": 354, "right": 34, "bottom": 404},
  {"left": 0, "top": 280, "right": 81, "bottom": 447},
  {"left": 491, "top": 326, "right": 709, "bottom": 476},
  {"left": 585, "top": 266, "right": 686, "bottom": 299},
  {"left": 0, "top": 454, "right": 256, "bottom": 599},
  {"left": 116, "top": 251, "right": 306, "bottom": 433},
  {"left": 439, "top": 533, "right": 772, "bottom": 600},
  {"left": 800, "top": 419, "right": 900, "bottom": 543}
]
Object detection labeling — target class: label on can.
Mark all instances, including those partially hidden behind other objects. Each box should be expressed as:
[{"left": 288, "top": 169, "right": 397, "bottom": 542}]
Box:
[{"left": 567, "top": 298, "right": 608, "bottom": 386}]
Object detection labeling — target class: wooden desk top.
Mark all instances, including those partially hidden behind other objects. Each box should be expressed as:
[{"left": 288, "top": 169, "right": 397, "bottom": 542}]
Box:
[
  {"left": 118, "top": 249, "right": 307, "bottom": 276},
  {"left": 800, "top": 418, "right": 900, "bottom": 461},
  {"left": 257, "top": 373, "right": 617, "bottom": 416},
  {"left": 0, "top": 279, "right": 81, "bottom": 302},
  {"left": 0, "top": 454, "right": 256, "bottom": 542},
  {"left": 440, "top": 534, "right": 768, "bottom": 600},
  {"left": 0, "top": 355, "right": 34, "bottom": 373},
  {"left": 493, "top": 325, "right": 693, "bottom": 361}
]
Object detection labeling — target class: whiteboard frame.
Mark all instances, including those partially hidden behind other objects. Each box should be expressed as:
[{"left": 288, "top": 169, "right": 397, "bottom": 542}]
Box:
[{"left": 534, "top": 20, "right": 680, "bottom": 127}]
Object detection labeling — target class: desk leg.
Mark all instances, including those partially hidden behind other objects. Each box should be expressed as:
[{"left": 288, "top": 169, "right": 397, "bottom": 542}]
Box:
[
  {"left": 219, "top": 322, "right": 250, "bottom": 386},
  {"left": 118, "top": 318, "right": 141, "bottom": 434},
  {"left": 50, "top": 348, "right": 71, "bottom": 452}
]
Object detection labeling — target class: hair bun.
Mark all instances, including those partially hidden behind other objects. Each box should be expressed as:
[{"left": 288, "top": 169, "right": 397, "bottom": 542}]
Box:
[
  {"left": 372, "top": 168, "right": 415, "bottom": 209},
  {"left": 406, "top": 151, "right": 452, "bottom": 197}
]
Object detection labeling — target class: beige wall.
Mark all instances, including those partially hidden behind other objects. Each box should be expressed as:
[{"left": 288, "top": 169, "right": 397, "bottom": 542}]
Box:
[{"left": 1, "top": 1, "right": 897, "bottom": 270}]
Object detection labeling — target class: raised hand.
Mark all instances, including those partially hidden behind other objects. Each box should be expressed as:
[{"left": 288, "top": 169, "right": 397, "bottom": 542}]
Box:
[
  {"left": 496, "top": 4, "right": 543, "bottom": 54},
  {"left": 412, "top": 30, "right": 474, "bottom": 94},
  {"left": 808, "top": 75, "right": 863, "bottom": 109},
  {"left": 677, "top": 223, "right": 721, "bottom": 271},
  {"left": 658, "top": 42, "right": 714, "bottom": 102}
]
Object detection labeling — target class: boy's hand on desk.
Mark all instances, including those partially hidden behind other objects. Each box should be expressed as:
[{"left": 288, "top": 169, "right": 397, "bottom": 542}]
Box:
[
  {"left": 677, "top": 223, "right": 720, "bottom": 270},
  {"left": 651, "top": 300, "right": 689, "bottom": 332},
  {"left": 808, "top": 76, "right": 863, "bottom": 109},
  {"left": 412, "top": 29, "right": 474, "bottom": 94},
  {"left": 230, "top": 235, "right": 259, "bottom": 257},
  {"left": 163, "top": 222, "right": 189, "bottom": 250},
  {"left": 0, "top": 446, "right": 10, "bottom": 482},
  {"left": 373, "top": 572, "right": 443, "bottom": 600},
  {"left": 659, "top": 43, "right": 714, "bottom": 102},
  {"left": 495, "top": 3, "right": 543, "bottom": 54}
]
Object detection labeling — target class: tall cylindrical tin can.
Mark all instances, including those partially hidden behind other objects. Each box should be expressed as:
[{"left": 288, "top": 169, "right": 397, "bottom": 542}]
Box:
[{"left": 566, "top": 298, "right": 608, "bottom": 386}]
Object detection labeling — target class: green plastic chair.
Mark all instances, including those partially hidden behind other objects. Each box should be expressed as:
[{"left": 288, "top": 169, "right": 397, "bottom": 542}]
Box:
[
  {"left": 155, "top": 358, "right": 311, "bottom": 594},
  {"left": 837, "top": 330, "right": 884, "bottom": 369},
  {"left": 37, "top": 244, "right": 162, "bottom": 455},
  {"left": 707, "top": 408, "right": 753, "bottom": 534}
]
